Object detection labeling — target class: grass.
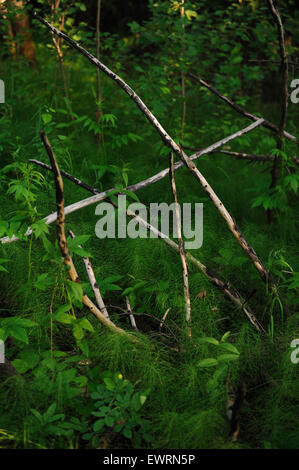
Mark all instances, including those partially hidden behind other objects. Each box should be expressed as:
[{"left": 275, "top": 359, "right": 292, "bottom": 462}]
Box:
[{"left": 0, "top": 40, "right": 298, "bottom": 449}]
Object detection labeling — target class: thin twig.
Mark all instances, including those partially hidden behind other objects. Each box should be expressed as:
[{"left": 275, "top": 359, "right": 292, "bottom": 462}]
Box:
[
  {"left": 159, "top": 307, "right": 171, "bottom": 331},
  {"left": 68, "top": 229, "right": 109, "bottom": 319},
  {"left": 125, "top": 296, "right": 138, "bottom": 331},
  {"left": 188, "top": 72, "right": 297, "bottom": 144},
  {"left": 181, "top": 146, "right": 276, "bottom": 162},
  {"left": 169, "top": 152, "right": 191, "bottom": 337}
]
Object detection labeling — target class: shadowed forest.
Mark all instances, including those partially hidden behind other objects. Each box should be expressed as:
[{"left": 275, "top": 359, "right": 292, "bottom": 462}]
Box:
[{"left": 0, "top": 0, "right": 298, "bottom": 450}]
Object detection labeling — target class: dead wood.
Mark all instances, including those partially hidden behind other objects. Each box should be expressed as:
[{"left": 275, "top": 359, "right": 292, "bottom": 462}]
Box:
[
  {"left": 32, "top": 14, "right": 274, "bottom": 290},
  {"left": 29, "top": 157, "right": 266, "bottom": 333},
  {"left": 68, "top": 229, "right": 109, "bottom": 320},
  {"left": 40, "top": 130, "right": 138, "bottom": 342},
  {"left": 169, "top": 152, "right": 191, "bottom": 337}
]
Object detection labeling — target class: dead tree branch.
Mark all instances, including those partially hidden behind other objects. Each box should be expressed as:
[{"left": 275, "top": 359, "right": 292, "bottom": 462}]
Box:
[
  {"left": 2, "top": 119, "right": 264, "bottom": 245},
  {"left": 188, "top": 72, "right": 297, "bottom": 145},
  {"left": 68, "top": 229, "right": 109, "bottom": 320},
  {"left": 28, "top": 159, "right": 265, "bottom": 332},
  {"left": 181, "top": 146, "right": 277, "bottom": 163},
  {"left": 40, "top": 130, "right": 137, "bottom": 341},
  {"left": 32, "top": 14, "right": 275, "bottom": 291},
  {"left": 169, "top": 152, "right": 191, "bottom": 337}
]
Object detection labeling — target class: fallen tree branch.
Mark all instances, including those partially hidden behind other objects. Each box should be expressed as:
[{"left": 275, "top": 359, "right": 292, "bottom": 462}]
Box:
[
  {"left": 40, "top": 130, "right": 137, "bottom": 341},
  {"left": 170, "top": 152, "right": 191, "bottom": 337},
  {"left": 32, "top": 13, "right": 275, "bottom": 290},
  {"left": 181, "top": 146, "right": 277, "bottom": 163},
  {"left": 68, "top": 229, "right": 109, "bottom": 320},
  {"left": 1, "top": 119, "right": 264, "bottom": 246},
  {"left": 188, "top": 72, "right": 297, "bottom": 145},
  {"left": 29, "top": 159, "right": 265, "bottom": 332}
]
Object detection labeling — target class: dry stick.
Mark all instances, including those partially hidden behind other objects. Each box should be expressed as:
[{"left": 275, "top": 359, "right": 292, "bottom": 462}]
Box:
[
  {"left": 28, "top": 160, "right": 264, "bottom": 332},
  {"left": 1, "top": 120, "right": 263, "bottom": 245},
  {"left": 50, "top": 1, "right": 74, "bottom": 120},
  {"left": 68, "top": 229, "right": 109, "bottom": 320},
  {"left": 184, "top": 147, "right": 299, "bottom": 166},
  {"left": 182, "top": 146, "right": 276, "bottom": 163},
  {"left": 125, "top": 296, "right": 138, "bottom": 331},
  {"left": 188, "top": 72, "right": 297, "bottom": 145},
  {"left": 32, "top": 14, "right": 275, "bottom": 290},
  {"left": 39, "top": 130, "right": 137, "bottom": 342},
  {"left": 159, "top": 307, "right": 171, "bottom": 331},
  {"left": 169, "top": 152, "right": 191, "bottom": 337},
  {"left": 266, "top": 0, "right": 289, "bottom": 224}
]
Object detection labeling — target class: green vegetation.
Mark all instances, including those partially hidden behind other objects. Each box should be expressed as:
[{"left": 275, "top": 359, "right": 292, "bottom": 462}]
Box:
[{"left": 0, "top": 0, "right": 298, "bottom": 449}]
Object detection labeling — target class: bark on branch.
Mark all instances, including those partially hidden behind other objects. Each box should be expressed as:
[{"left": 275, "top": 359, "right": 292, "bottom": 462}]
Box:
[
  {"left": 68, "top": 229, "right": 109, "bottom": 320},
  {"left": 40, "top": 130, "right": 137, "bottom": 341},
  {"left": 169, "top": 152, "right": 191, "bottom": 337}
]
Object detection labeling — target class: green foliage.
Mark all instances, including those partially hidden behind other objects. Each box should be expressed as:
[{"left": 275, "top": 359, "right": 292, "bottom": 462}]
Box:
[
  {"left": 83, "top": 371, "right": 151, "bottom": 447},
  {"left": 0, "top": 0, "right": 298, "bottom": 451},
  {"left": 198, "top": 331, "right": 240, "bottom": 368}
]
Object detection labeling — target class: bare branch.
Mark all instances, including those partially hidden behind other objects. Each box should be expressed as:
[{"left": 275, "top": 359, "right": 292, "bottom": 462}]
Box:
[
  {"left": 29, "top": 159, "right": 265, "bottom": 332},
  {"left": 159, "top": 307, "right": 171, "bottom": 331},
  {"left": 182, "top": 147, "right": 276, "bottom": 163},
  {"left": 125, "top": 296, "right": 138, "bottom": 331},
  {"left": 188, "top": 72, "right": 297, "bottom": 144},
  {"left": 40, "top": 130, "right": 137, "bottom": 341},
  {"left": 32, "top": 14, "right": 274, "bottom": 289},
  {"left": 68, "top": 229, "right": 109, "bottom": 320},
  {"left": 169, "top": 152, "right": 191, "bottom": 337},
  {"left": 2, "top": 119, "right": 264, "bottom": 245}
]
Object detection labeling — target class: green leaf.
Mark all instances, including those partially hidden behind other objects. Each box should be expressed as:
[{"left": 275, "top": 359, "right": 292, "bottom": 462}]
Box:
[
  {"left": 219, "top": 343, "right": 240, "bottom": 355},
  {"left": 198, "top": 337, "right": 219, "bottom": 346},
  {"left": 93, "top": 419, "right": 105, "bottom": 432},
  {"left": 67, "top": 281, "right": 83, "bottom": 306},
  {"left": 9, "top": 326, "right": 28, "bottom": 344},
  {"left": 103, "top": 378, "right": 115, "bottom": 391},
  {"left": 53, "top": 304, "right": 73, "bottom": 323},
  {"left": 73, "top": 324, "right": 84, "bottom": 341},
  {"left": 78, "top": 317, "right": 94, "bottom": 332},
  {"left": 221, "top": 331, "right": 231, "bottom": 342},
  {"left": 198, "top": 358, "right": 218, "bottom": 368},
  {"left": 77, "top": 338, "right": 89, "bottom": 357},
  {"left": 140, "top": 394, "right": 147, "bottom": 406},
  {"left": 218, "top": 354, "right": 239, "bottom": 362},
  {"left": 71, "top": 246, "right": 92, "bottom": 258},
  {"left": 42, "top": 113, "right": 52, "bottom": 124}
]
